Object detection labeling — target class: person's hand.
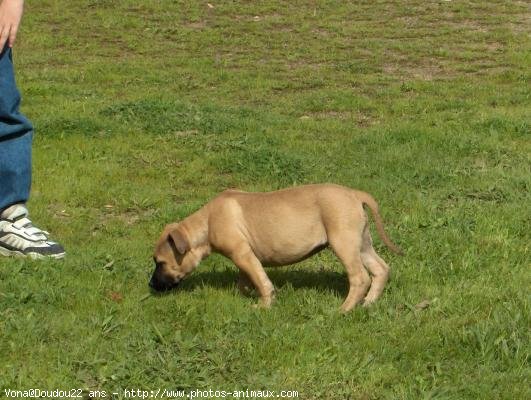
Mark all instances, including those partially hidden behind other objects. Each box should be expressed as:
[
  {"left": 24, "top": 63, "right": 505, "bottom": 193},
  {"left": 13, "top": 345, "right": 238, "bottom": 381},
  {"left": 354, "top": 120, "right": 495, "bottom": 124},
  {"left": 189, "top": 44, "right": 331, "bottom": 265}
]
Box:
[{"left": 0, "top": 0, "right": 24, "bottom": 50}]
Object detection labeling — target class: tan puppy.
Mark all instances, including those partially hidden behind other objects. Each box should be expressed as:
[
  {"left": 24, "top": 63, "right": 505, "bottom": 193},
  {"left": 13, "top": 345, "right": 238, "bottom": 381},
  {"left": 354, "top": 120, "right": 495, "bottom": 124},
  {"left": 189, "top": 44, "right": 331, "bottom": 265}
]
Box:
[{"left": 150, "top": 184, "right": 402, "bottom": 312}]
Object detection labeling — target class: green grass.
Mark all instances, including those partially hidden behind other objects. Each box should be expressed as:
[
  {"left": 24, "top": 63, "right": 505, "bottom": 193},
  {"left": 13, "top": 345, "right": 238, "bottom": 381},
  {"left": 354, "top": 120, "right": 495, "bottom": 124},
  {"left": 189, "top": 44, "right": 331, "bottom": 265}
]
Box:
[{"left": 1, "top": 0, "right": 530, "bottom": 398}]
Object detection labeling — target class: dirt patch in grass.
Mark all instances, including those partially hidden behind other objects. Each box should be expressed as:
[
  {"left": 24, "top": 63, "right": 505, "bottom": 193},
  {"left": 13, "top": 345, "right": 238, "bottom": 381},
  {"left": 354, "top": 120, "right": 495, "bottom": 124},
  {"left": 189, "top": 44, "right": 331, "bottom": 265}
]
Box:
[
  {"left": 381, "top": 53, "right": 455, "bottom": 81},
  {"left": 185, "top": 21, "right": 207, "bottom": 30},
  {"left": 303, "top": 110, "right": 377, "bottom": 127},
  {"left": 382, "top": 63, "right": 448, "bottom": 81}
]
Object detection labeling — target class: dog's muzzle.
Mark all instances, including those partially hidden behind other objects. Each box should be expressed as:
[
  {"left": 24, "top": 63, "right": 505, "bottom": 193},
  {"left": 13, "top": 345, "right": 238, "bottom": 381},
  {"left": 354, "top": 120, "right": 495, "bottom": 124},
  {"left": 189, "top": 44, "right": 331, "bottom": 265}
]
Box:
[{"left": 149, "top": 275, "right": 180, "bottom": 292}]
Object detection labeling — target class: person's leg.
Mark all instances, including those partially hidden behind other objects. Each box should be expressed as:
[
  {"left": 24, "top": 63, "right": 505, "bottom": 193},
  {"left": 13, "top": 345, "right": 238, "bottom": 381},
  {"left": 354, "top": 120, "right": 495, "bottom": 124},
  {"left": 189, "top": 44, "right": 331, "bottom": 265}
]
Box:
[
  {"left": 0, "top": 44, "right": 33, "bottom": 211},
  {"left": 0, "top": 45, "right": 64, "bottom": 259}
]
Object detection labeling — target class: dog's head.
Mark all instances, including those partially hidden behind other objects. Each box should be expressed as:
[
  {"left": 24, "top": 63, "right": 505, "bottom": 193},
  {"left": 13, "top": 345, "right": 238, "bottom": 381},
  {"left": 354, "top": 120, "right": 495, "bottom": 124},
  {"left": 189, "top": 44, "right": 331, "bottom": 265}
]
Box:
[{"left": 150, "top": 223, "right": 197, "bottom": 292}]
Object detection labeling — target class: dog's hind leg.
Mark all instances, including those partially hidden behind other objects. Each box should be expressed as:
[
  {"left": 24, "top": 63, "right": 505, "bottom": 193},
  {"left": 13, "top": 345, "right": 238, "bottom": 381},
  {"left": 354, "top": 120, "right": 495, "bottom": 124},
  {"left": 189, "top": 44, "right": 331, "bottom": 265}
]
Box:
[
  {"left": 329, "top": 232, "right": 370, "bottom": 312},
  {"left": 230, "top": 244, "right": 275, "bottom": 308},
  {"left": 237, "top": 270, "right": 254, "bottom": 295},
  {"left": 360, "top": 225, "right": 390, "bottom": 306}
]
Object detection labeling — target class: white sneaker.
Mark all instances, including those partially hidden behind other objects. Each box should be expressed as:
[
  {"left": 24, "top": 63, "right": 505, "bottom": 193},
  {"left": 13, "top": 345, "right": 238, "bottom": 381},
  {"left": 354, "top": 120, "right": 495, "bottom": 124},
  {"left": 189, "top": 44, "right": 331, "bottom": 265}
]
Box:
[{"left": 0, "top": 204, "right": 65, "bottom": 259}]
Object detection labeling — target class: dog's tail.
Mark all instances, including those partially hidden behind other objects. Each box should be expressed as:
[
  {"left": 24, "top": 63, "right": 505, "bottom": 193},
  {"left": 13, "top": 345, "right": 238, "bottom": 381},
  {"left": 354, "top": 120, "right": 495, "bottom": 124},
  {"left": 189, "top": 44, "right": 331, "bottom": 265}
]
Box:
[{"left": 354, "top": 190, "right": 403, "bottom": 255}]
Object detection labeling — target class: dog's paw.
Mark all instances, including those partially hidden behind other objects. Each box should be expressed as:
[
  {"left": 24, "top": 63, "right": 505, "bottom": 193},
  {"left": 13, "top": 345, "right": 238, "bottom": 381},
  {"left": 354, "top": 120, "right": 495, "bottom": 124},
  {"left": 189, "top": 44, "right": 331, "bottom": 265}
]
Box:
[
  {"left": 252, "top": 297, "right": 273, "bottom": 309},
  {"left": 362, "top": 300, "right": 374, "bottom": 308}
]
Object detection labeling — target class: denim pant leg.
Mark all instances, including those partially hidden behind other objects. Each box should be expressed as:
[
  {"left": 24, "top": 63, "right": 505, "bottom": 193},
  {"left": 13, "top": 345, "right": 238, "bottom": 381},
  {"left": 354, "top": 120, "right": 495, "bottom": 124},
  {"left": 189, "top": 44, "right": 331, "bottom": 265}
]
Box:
[{"left": 0, "top": 45, "right": 33, "bottom": 211}]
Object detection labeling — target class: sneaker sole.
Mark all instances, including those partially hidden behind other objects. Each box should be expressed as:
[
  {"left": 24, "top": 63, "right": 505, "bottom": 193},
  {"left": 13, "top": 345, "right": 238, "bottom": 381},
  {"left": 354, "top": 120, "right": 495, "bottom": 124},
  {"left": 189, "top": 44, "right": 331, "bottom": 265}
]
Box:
[{"left": 0, "top": 246, "right": 65, "bottom": 260}]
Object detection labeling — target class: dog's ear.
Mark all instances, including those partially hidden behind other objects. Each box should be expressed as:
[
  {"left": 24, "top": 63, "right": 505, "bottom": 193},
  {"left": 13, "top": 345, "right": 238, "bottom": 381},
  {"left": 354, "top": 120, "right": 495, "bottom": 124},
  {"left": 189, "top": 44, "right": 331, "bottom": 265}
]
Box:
[{"left": 167, "top": 228, "right": 190, "bottom": 255}]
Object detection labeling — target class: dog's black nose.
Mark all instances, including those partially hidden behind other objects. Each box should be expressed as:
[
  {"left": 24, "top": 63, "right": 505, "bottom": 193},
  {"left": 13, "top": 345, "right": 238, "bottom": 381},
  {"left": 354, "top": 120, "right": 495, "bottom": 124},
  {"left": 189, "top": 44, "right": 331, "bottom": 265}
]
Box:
[
  {"left": 149, "top": 276, "right": 166, "bottom": 291},
  {"left": 149, "top": 275, "right": 180, "bottom": 292}
]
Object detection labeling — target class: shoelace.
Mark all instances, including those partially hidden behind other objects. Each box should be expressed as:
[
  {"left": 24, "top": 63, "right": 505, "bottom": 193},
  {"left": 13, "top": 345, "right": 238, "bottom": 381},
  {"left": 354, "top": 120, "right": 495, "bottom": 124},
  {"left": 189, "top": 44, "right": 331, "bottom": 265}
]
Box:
[{"left": 12, "top": 217, "right": 50, "bottom": 241}]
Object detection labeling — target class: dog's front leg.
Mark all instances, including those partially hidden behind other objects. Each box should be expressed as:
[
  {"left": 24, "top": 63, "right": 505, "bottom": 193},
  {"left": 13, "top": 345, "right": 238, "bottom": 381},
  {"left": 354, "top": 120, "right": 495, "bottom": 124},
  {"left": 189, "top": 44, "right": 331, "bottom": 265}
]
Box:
[{"left": 230, "top": 246, "right": 275, "bottom": 308}]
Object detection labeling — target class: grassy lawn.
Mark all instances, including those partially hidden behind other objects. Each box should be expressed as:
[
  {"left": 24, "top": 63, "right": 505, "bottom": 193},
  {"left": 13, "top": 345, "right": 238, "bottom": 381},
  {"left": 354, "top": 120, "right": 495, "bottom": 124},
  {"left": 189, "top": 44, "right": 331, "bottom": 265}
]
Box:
[{"left": 1, "top": 0, "right": 529, "bottom": 398}]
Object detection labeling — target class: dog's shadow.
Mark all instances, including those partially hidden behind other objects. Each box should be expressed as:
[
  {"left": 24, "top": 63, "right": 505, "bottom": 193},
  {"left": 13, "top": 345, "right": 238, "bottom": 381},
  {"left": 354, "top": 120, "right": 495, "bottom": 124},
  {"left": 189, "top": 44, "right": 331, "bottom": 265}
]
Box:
[{"left": 172, "top": 267, "right": 348, "bottom": 297}]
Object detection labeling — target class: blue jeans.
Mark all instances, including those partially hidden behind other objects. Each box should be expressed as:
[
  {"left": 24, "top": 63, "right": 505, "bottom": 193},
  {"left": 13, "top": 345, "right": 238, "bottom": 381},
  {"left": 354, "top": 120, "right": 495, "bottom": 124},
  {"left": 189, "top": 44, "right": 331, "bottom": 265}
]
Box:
[{"left": 0, "top": 44, "right": 33, "bottom": 211}]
